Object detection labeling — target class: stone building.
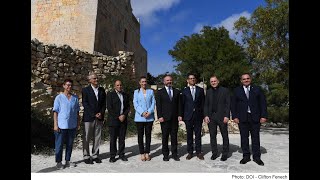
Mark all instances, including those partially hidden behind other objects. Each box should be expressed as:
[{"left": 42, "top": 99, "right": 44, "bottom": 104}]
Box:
[{"left": 31, "top": 0, "right": 147, "bottom": 77}]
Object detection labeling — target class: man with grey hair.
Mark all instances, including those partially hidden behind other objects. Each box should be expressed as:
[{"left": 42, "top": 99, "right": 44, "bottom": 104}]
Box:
[{"left": 81, "top": 73, "right": 106, "bottom": 164}]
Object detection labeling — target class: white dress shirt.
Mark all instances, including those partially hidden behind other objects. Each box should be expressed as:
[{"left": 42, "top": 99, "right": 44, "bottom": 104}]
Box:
[
  {"left": 165, "top": 86, "right": 173, "bottom": 99},
  {"left": 116, "top": 90, "right": 124, "bottom": 114},
  {"left": 91, "top": 84, "right": 99, "bottom": 101}
]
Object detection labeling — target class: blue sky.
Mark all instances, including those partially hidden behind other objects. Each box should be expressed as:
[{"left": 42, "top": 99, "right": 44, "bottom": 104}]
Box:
[{"left": 131, "top": 0, "right": 266, "bottom": 76}]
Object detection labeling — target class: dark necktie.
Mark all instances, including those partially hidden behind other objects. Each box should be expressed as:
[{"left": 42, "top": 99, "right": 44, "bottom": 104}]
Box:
[{"left": 168, "top": 87, "right": 172, "bottom": 100}]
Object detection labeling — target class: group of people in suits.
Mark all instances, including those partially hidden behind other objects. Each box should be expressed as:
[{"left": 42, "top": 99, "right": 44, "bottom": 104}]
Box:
[{"left": 52, "top": 72, "right": 267, "bottom": 169}]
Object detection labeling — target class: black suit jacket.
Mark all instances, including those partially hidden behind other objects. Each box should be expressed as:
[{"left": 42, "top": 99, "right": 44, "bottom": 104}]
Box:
[
  {"left": 156, "top": 87, "right": 182, "bottom": 121},
  {"left": 180, "top": 86, "right": 205, "bottom": 121},
  {"left": 82, "top": 85, "right": 107, "bottom": 122},
  {"left": 231, "top": 85, "right": 267, "bottom": 123},
  {"left": 204, "top": 86, "right": 231, "bottom": 121},
  {"left": 106, "top": 90, "right": 130, "bottom": 126}
]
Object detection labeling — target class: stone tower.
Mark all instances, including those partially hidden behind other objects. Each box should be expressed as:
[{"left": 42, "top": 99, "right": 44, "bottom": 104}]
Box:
[{"left": 31, "top": 0, "right": 147, "bottom": 77}]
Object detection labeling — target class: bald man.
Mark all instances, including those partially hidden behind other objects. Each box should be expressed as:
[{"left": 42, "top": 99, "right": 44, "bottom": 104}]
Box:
[{"left": 106, "top": 80, "right": 130, "bottom": 163}]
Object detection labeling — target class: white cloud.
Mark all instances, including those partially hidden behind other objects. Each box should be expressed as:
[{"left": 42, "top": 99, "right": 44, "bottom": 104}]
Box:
[
  {"left": 214, "top": 11, "right": 251, "bottom": 42},
  {"left": 193, "top": 22, "right": 208, "bottom": 33},
  {"left": 131, "top": 0, "right": 181, "bottom": 27}
]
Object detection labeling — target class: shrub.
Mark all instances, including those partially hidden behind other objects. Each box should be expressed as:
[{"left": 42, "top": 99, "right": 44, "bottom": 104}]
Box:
[
  {"left": 31, "top": 107, "right": 55, "bottom": 154},
  {"left": 267, "top": 106, "right": 289, "bottom": 123}
]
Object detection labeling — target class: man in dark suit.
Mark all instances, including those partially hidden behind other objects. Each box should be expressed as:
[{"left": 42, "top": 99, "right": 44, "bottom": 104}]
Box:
[
  {"left": 204, "top": 75, "right": 231, "bottom": 161},
  {"left": 156, "top": 75, "right": 182, "bottom": 161},
  {"left": 106, "top": 80, "right": 130, "bottom": 163},
  {"left": 81, "top": 73, "right": 106, "bottom": 164},
  {"left": 179, "top": 73, "right": 205, "bottom": 160},
  {"left": 231, "top": 73, "right": 267, "bottom": 166}
]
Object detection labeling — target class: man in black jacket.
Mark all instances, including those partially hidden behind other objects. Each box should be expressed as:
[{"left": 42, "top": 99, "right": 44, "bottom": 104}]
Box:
[
  {"left": 204, "top": 75, "right": 231, "bottom": 161},
  {"left": 106, "top": 80, "right": 130, "bottom": 163},
  {"left": 156, "top": 75, "right": 182, "bottom": 161},
  {"left": 81, "top": 73, "right": 106, "bottom": 164}
]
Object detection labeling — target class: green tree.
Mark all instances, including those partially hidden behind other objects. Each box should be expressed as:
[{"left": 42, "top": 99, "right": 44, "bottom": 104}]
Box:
[
  {"left": 234, "top": 0, "right": 289, "bottom": 122},
  {"left": 154, "top": 72, "right": 186, "bottom": 89},
  {"left": 146, "top": 72, "right": 157, "bottom": 85},
  {"left": 169, "top": 26, "right": 250, "bottom": 89}
]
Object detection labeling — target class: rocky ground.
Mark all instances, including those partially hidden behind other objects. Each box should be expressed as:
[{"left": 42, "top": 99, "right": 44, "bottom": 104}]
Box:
[{"left": 31, "top": 127, "right": 289, "bottom": 173}]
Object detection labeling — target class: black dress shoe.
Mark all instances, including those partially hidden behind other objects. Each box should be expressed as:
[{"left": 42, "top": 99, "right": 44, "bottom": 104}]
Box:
[
  {"left": 186, "top": 153, "right": 193, "bottom": 160},
  {"left": 120, "top": 156, "right": 128, "bottom": 161},
  {"left": 172, "top": 155, "right": 180, "bottom": 161},
  {"left": 93, "top": 158, "right": 102, "bottom": 163},
  {"left": 197, "top": 153, "right": 204, "bottom": 160},
  {"left": 220, "top": 155, "right": 228, "bottom": 161},
  {"left": 109, "top": 157, "right": 116, "bottom": 163},
  {"left": 240, "top": 158, "right": 251, "bottom": 164},
  {"left": 84, "top": 158, "right": 93, "bottom": 164},
  {"left": 210, "top": 154, "right": 218, "bottom": 160},
  {"left": 253, "top": 159, "right": 264, "bottom": 166},
  {"left": 163, "top": 156, "right": 169, "bottom": 161}
]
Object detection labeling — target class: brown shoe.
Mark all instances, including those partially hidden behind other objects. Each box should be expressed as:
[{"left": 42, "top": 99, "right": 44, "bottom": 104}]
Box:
[
  {"left": 141, "top": 154, "right": 146, "bottom": 161},
  {"left": 197, "top": 153, "right": 204, "bottom": 160},
  {"left": 145, "top": 153, "right": 151, "bottom": 161},
  {"left": 186, "top": 153, "right": 193, "bottom": 160}
]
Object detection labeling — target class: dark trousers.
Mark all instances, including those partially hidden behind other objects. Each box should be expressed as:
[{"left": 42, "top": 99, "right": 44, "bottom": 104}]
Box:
[
  {"left": 136, "top": 121, "right": 153, "bottom": 154},
  {"left": 184, "top": 114, "right": 202, "bottom": 154},
  {"left": 238, "top": 113, "right": 261, "bottom": 160},
  {"left": 109, "top": 123, "right": 127, "bottom": 158},
  {"left": 160, "top": 118, "right": 178, "bottom": 157},
  {"left": 54, "top": 128, "right": 76, "bottom": 162},
  {"left": 208, "top": 119, "right": 229, "bottom": 156}
]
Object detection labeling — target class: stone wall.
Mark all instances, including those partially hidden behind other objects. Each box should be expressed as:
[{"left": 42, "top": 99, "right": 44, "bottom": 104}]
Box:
[
  {"left": 31, "top": 0, "right": 147, "bottom": 79},
  {"left": 31, "top": 0, "right": 98, "bottom": 53},
  {"left": 31, "top": 38, "right": 135, "bottom": 115},
  {"left": 94, "top": 0, "right": 147, "bottom": 78}
]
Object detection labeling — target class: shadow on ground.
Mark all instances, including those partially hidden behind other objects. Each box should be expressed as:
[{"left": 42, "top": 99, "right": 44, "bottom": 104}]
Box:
[
  {"left": 37, "top": 143, "right": 162, "bottom": 173},
  {"left": 36, "top": 128, "right": 278, "bottom": 173}
]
